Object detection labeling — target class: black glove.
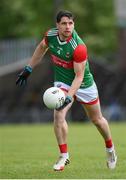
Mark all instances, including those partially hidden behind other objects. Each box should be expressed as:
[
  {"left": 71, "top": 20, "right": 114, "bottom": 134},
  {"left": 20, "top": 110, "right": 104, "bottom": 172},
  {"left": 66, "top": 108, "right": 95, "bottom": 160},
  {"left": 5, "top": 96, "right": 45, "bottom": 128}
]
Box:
[
  {"left": 16, "top": 66, "right": 32, "bottom": 86},
  {"left": 56, "top": 95, "right": 73, "bottom": 111}
]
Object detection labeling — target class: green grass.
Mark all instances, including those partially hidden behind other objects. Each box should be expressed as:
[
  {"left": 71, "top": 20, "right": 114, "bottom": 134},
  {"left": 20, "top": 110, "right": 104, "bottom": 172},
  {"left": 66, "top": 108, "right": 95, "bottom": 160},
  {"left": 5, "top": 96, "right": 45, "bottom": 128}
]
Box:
[{"left": 0, "top": 122, "right": 126, "bottom": 179}]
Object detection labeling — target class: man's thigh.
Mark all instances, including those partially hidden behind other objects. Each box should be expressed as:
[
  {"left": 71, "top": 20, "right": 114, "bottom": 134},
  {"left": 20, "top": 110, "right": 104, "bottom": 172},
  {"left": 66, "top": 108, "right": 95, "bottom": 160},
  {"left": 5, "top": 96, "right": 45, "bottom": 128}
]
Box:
[{"left": 82, "top": 100, "right": 102, "bottom": 120}]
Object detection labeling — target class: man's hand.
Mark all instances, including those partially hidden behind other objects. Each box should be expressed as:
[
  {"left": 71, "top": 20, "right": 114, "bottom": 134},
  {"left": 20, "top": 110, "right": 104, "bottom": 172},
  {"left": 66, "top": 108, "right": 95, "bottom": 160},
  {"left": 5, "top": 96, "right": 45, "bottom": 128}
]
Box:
[
  {"left": 56, "top": 95, "right": 73, "bottom": 111},
  {"left": 16, "top": 66, "right": 32, "bottom": 86}
]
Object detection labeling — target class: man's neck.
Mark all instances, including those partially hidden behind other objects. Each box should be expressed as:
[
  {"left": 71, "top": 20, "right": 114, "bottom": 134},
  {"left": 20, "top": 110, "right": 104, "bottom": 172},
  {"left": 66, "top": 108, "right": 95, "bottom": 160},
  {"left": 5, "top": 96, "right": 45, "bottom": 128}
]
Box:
[
  {"left": 58, "top": 33, "right": 72, "bottom": 43},
  {"left": 58, "top": 35, "right": 65, "bottom": 42},
  {"left": 58, "top": 34, "right": 67, "bottom": 41}
]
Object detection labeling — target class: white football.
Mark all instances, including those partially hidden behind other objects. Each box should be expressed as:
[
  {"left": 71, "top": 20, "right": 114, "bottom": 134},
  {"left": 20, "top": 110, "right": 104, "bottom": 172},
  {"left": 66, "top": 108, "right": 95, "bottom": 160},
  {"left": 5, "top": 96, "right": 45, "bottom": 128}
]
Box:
[{"left": 43, "top": 87, "right": 65, "bottom": 109}]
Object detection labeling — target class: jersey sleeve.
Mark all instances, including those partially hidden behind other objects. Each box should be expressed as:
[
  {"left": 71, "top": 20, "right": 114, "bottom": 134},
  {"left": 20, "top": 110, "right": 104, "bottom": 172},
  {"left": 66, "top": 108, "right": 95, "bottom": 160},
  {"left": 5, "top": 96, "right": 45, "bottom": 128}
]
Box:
[{"left": 73, "top": 44, "right": 88, "bottom": 63}]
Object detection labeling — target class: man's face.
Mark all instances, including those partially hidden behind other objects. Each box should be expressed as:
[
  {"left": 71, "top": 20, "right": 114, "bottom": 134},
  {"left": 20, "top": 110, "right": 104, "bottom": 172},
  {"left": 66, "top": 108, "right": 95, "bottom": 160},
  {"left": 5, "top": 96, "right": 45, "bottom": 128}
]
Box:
[{"left": 56, "top": 16, "right": 74, "bottom": 38}]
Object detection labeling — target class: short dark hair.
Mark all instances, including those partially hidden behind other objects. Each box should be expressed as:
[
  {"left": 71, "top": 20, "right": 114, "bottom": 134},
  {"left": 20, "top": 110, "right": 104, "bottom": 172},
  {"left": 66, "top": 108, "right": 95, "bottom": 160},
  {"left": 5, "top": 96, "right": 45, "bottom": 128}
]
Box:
[{"left": 56, "top": 10, "right": 74, "bottom": 23}]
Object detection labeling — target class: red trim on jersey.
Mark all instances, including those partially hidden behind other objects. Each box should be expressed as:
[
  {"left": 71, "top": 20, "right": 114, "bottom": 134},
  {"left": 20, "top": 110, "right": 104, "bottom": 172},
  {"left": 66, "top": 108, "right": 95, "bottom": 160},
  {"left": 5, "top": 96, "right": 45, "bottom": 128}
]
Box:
[
  {"left": 51, "top": 55, "right": 73, "bottom": 69},
  {"left": 44, "top": 37, "right": 48, "bottom": 45},
  {"left": 73, "top": 44, "right": 88, "bottom": 63},
  {"left": 78, "top": 97, "right": 99, "bottom": 105},
  {"left": 66, "top": 35, "right": 72, "bottom": 43}
]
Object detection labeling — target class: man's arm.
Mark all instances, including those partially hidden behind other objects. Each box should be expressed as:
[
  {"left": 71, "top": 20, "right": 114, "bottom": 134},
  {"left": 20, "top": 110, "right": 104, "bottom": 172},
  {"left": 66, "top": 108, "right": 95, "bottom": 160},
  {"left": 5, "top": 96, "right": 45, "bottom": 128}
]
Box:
[
  {"left": 16, "top": 38, "right": 48, "bottom": 86},
  {"left": 67, "top": 44, "right": 87, "bottom": 97},
  {"left": 56, "top": 61, "right": 86, "bottom": 111},
  {"left": 27, "top": 38, "right": 48, "bottom": 68},
  {"left": 67, "top": 61, "right": 86, "bottom": 97}
]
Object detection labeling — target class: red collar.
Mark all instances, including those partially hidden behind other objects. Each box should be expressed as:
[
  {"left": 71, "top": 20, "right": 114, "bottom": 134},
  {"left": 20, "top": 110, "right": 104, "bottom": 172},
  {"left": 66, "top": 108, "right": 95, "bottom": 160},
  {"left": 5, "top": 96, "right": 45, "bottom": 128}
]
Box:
[{"left": 66, "top": 35, "right": 72, "bottom": 43}]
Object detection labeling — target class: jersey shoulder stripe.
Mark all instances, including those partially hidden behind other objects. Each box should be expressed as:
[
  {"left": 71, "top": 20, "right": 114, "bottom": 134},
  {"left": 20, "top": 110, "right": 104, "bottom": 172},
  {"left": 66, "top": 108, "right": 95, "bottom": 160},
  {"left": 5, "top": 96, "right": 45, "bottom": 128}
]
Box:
[
  {"left": 70, "top": 30, "right": 85, "bottom": 49},
  {"left": 70, "top": 38, "right": 78, "bottom": 49},
  {"left": 47, "top": 28, "right": 58, "bottom": 37}
]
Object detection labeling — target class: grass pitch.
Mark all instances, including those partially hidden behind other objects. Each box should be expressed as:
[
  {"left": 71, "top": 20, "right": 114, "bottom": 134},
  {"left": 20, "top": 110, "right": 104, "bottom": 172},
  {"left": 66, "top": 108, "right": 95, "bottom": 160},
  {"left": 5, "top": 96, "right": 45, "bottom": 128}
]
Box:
[{"left": 0, "top": 122, "right": 126, "bottom": 179}]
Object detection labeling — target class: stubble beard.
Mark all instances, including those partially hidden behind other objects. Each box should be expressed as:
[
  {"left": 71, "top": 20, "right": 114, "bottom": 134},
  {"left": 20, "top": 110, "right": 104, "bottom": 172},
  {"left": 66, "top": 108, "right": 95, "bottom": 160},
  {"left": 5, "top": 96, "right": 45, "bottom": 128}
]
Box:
[{"left": 61, "top": 32, "right": 72, "bottom": 40}]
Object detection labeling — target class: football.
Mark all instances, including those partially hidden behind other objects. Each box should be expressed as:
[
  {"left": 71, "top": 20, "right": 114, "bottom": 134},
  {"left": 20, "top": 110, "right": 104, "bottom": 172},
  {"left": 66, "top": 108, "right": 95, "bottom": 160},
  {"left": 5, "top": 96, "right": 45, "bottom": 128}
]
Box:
[{"left": 43, "top": 87, "right": 65, "bottom": 109}]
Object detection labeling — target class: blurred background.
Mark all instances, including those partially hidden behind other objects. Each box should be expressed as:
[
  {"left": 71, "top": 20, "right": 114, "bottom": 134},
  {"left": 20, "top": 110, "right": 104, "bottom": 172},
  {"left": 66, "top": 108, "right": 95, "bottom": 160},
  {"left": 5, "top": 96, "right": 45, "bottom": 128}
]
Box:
[{"left": 0, "top": 0, "right": 126, "bottom": 123}]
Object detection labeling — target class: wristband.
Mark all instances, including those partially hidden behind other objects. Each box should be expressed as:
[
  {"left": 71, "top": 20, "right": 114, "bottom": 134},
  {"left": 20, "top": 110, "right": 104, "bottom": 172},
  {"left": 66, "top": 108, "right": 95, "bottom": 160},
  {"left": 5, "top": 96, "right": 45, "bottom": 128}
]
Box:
[{"left": 25, "top": 66, "right": 33, "bottom": 73}]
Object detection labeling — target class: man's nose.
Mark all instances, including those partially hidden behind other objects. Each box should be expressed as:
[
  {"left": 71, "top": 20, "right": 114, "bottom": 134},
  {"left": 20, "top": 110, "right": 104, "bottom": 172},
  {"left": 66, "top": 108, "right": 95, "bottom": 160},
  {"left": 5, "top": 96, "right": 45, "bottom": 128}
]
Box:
[{"left": 66, "top": 23, "right": 70, "bottom": 28}]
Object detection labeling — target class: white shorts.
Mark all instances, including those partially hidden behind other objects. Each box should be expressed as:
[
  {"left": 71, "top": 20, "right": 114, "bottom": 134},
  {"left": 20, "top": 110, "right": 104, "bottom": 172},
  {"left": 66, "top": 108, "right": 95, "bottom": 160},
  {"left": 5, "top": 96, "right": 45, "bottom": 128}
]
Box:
[{"left": 54, "top": 81, "right": 99, "bottom": 105}]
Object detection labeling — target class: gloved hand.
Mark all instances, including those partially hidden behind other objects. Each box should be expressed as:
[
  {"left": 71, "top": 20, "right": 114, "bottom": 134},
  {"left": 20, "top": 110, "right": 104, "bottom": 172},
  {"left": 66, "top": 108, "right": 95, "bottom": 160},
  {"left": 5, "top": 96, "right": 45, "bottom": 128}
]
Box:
[
  {"left": 16, "top": 66, "right": 32, "bottom": 86},
  {"left": 56, "top": 95, "right": 73, "bottom": 111}
]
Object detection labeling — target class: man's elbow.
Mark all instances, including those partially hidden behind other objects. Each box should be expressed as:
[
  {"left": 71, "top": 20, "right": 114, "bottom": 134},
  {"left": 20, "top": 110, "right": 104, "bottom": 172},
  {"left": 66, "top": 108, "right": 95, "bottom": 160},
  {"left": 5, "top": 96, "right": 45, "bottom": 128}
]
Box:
[
  {"left": 39, "top": 39, "right": 48, "bottom": 50},
  {"left": 76, "top": 75, "right": 83, "bottom": 83}
]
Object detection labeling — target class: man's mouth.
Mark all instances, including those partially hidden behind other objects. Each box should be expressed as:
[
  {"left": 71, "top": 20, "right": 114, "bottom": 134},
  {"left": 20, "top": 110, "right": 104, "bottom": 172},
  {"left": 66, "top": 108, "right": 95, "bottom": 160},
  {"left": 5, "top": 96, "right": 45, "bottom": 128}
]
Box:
[{"left": 65, "top": 31, "right": 70, "bottom": 33}]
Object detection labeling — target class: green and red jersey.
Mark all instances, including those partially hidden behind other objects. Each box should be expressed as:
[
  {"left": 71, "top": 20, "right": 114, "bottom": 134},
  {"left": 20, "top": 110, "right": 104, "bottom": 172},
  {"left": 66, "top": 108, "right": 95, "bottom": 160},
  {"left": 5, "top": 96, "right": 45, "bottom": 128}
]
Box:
[{"left": 45, "top": 28, "right": 94, "bottom": 88}]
